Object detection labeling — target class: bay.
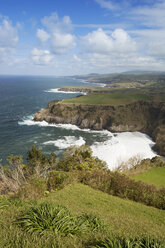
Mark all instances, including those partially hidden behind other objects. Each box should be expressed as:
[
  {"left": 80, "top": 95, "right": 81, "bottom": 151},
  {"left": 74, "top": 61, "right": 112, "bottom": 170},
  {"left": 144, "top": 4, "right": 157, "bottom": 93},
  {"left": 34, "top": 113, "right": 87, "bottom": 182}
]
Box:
[{"left": 0, "top": 75, "right": 156, "bottom": 169}]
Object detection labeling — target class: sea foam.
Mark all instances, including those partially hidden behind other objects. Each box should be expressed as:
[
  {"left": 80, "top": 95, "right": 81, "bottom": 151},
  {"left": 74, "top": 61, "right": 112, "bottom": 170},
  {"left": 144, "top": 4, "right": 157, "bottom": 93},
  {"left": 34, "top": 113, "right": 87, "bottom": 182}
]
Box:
[
  {"left": 18, "top": 116, "right": 83, "bottom": 130},
  {"left": 18, "top": 116, "right": 157, "bottom": 170},
  {"left": 80, "top": 80, "right": 106, "bottom": 87},
  {"left": 43, "top": 136, "right": 85, "bottom": 149},
  {"left": 44, "top": 88, "right": 86, "bottom": 95},
  {"left": 91, "top": 132, "right": 156, "bottom": 170}
]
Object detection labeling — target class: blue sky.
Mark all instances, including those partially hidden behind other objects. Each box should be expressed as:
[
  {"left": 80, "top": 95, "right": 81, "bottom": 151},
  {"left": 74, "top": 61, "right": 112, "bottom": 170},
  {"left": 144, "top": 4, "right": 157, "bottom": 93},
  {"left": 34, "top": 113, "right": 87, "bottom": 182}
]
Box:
[{"left": 0, "top": 0, "right": 165, "bottom": 75}]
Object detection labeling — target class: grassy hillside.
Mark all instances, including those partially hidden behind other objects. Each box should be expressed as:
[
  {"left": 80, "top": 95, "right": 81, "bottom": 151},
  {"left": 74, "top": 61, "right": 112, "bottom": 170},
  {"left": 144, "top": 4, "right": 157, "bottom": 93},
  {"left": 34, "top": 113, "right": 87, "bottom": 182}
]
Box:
[
  {"left": 43, "top": 183, "right": 165, "bottom": 239},
  {"left": 132, "top": 167, "right": 165, "bottom": 187},
  {"left": 60, "top": 86, "right": 113, "bottom": 91},
  {"left": 62, "top": 92, "right": 153, "bottom": 105},
  {"left": 0, "top": 183, "right": 165, "bottom": 247}
]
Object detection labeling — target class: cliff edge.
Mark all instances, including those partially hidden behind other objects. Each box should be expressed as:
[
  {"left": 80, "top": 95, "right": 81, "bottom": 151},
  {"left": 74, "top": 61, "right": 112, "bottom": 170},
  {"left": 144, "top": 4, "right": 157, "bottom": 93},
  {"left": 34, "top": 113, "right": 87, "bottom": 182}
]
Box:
[{"left": 34, "top": 100, "right": 165, "bottom": 156}]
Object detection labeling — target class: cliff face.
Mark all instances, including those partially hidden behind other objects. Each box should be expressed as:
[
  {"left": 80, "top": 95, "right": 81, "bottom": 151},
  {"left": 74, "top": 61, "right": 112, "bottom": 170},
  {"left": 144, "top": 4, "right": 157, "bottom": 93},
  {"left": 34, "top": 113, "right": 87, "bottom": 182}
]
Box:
[
  {"left": 34, "top": 101, "right": 165, "bottom": 156},
  {"left": 59, "top": 87, "right": 109, "bottom": 94}
]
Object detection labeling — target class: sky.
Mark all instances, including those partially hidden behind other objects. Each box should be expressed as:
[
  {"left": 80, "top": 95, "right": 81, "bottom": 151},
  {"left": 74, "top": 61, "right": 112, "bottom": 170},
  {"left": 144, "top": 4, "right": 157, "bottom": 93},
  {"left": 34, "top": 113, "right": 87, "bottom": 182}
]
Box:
[{"left": 0, "top": 0, "right": 165, "bottom": 76}]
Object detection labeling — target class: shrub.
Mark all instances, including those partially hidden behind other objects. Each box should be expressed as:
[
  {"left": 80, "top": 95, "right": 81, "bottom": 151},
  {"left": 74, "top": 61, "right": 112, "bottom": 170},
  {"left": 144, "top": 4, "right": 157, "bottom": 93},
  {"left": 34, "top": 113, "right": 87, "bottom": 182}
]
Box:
[
  {"left": 123, "top": 156, "right": 165, "bottom": 176},
  {"left": 6, "top": 154, "right": 23, "bottom": 169},
  {"left": 81, "top": 170, "right": 165, "bottom": 210},
  {"left": 0, "top": 162, "right": 27, "bottom": 195},
  {"left": 17, "top": 177, "right": 47, "bottom": 200},
  {"left": 26, "top": 145, "right": 57, "bottom": 176},
  {"left": 47, "top": 171, "right": 69, "bottom": 191},
  {"left": 47, "top": 170, "right": 81, "bottom": 191},
  {"left": 57, "top": 145, "right": 107, "bottom": 172}
]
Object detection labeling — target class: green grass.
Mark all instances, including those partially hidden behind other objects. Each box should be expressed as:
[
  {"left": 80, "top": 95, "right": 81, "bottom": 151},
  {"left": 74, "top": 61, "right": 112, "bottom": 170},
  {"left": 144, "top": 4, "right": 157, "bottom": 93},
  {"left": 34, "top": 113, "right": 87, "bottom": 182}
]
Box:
[
  {"left": 61, "top": 86, "right": 113, "bottom": 91},
  {"left": 41, "top": 183, "right": 165, "bottom": 239},
  {"left": 17, "top": 203, "right": 105, "bottom": 236},
  {"left": 0, "top": 183, "right": 165, "bottom": 247},
  {"left": 132, "top": 167, "right": 165, "bottom": 187},
  {"left": 62, "top": 92, "right": 153, "bottom": 105}
]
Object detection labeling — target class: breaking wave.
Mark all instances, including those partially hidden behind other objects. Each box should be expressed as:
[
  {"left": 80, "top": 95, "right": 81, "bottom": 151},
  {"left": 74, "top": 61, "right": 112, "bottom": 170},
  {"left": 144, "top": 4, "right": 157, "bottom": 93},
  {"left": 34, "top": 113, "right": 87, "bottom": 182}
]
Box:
[
  {"left": 18, "top": 116, "right": 157, "bottom": 170},
  {"left": 43, "top": 136, "right": 85, "bottom": 149},
  {"left": 44, "top": 88, "right": 86, "bottom": 95}
]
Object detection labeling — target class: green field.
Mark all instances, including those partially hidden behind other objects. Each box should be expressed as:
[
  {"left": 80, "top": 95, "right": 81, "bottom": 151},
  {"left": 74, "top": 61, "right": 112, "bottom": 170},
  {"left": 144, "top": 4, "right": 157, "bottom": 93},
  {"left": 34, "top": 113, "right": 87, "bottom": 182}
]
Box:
[
  {"left": 62, "top": 92, "right": 153, "bottom": 105},
  {"left": 132, "top": 167, "right": 165, "bottom": 187},
  {"left": 30, "top": 183, "right": 165, "bottom": 239},
  {"left": 1, "top": 183, "right": 165, "bottom": 247},
  {"left": 61, "top": 86, "right": 113, "bottom": 91}
]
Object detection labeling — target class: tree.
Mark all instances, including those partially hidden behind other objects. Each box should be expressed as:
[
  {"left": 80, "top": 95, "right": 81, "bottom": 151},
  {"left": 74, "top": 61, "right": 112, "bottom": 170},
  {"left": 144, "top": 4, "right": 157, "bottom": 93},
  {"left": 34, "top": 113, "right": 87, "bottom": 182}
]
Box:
[
  {"left": 7, "top": 154, "right": 23, "bottom": 169},
  {"left": 26, "top": 145, "right": 57, "bottom": 176}
]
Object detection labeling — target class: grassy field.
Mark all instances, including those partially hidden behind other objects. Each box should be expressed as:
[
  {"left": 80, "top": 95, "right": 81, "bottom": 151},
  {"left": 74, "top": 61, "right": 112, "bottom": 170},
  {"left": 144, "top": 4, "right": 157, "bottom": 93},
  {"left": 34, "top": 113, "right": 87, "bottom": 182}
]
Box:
[
  {"left": 132, "top": 167, "right": 165, "bottom": 187},
  {"left": 42, "top": 183, "right": 165, "bottom": 239},
  {"left": 62, "top": 92, "right": 153, "bottom": 105},
  {"left": 61, "top": 86, "right": 113, "bottom": 91},
  {"left": 0, "top": 183, "right": 165, "bottom": 247}
]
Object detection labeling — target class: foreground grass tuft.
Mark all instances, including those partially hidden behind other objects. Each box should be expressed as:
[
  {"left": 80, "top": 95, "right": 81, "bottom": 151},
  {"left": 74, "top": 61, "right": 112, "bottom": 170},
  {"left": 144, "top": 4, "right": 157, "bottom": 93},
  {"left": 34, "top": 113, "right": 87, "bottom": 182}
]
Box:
[
  {"left": 17, "top": 202, "right": 105, "bottom": 236},
  {"left": 88, "top": 237, "right": 165, "bottom": 248}
]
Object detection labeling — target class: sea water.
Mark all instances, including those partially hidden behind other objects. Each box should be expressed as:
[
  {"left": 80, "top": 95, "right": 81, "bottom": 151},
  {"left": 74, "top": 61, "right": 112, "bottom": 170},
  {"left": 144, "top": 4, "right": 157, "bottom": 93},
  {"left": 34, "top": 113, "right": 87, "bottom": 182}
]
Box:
[{"left": 0, "top": 75, "right": 156, "bottom": 169}]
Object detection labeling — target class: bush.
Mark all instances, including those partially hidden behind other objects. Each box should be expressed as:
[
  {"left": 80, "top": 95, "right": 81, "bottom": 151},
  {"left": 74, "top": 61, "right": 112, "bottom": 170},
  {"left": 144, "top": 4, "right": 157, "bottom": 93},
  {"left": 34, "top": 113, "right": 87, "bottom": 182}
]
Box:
[
  {"left": 47, "top": 171, "right": 69, "bottom": 191},
  {"left": 81, "top": 170, "right": 165, "bottom": 210},
  {"left": 17, "top": 177, "right": 47, "bottom": 200},
  {"left": 124, "top": 156, "right": 165, "bottom": 176},
  {"left": 0, "top": 162, "right": 27, "bottom": 195},
  {"left": 57, "top": 145, "right": 107, "bottom": 172},
  {"left": 26, "top": 145, "right": 57, "bottom": 176}
]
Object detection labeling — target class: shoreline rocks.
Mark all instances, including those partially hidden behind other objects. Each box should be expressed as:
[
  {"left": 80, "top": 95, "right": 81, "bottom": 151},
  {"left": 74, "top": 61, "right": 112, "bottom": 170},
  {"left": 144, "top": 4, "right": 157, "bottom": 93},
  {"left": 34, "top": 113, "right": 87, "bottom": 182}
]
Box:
[{"left": 34, "top": 100, "right": 165, "bottom": 156}]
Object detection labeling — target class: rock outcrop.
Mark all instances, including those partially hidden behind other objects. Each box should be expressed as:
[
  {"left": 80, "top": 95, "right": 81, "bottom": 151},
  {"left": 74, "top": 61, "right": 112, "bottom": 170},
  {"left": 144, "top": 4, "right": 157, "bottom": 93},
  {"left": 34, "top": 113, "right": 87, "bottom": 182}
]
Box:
[
  {"left": 34, "top": 100, "right": 165, "bottom": 156},
  {"left": 59, "top": 87, "right": 108, "bottom": 94}
]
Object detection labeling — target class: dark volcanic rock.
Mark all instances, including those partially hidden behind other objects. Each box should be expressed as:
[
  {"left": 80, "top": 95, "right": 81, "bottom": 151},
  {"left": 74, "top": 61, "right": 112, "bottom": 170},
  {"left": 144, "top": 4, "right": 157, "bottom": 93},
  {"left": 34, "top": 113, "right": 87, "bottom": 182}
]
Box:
[{"left": 34, "top": 101, "right": 165, "bottom": 156}]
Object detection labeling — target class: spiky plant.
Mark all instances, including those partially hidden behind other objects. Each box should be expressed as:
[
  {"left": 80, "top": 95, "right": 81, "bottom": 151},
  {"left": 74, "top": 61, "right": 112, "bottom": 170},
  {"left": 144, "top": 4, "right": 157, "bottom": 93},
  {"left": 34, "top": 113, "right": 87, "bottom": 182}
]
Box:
[
  {"left": 88, "top": 237, "right": 165, "bottom": 248},
  {"left": 77, "top": 213, "right": 105, "bottom": 232},
  {"left": 16, "top": 203, "right": 79, "bottom": 236},
  {"left": 16, "top": 203, "right": 105, "bottom": 237}
]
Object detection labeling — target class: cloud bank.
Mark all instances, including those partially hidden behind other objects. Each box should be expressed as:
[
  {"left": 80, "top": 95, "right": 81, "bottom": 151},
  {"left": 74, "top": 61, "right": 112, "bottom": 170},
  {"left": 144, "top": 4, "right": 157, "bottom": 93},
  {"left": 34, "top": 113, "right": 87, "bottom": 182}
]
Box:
[{"left": 1, "top": 1, "right": 165, "bottom": 75}]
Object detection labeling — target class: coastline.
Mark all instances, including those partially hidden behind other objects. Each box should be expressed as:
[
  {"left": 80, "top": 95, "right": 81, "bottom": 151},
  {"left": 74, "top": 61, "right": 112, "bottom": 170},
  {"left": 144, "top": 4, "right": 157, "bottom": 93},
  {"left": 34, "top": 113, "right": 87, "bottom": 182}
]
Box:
[
  {"left": 34, "top": 100, "right": 165, "bottom": 157},
  {"left": 19, "top": 115, "right": 157, "bottom": 170}
]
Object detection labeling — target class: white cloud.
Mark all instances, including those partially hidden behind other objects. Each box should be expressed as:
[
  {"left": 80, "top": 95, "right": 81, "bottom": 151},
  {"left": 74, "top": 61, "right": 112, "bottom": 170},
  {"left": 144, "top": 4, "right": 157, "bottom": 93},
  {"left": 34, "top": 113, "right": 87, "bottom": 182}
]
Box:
[
  {"left": 0, "top": 18, "right": 18, "bottom": 48},
  {"left": 131, "top": 1, "right": 165, "bottom": 28},
  {"left": 71, "top": 51, "right": 163, "bottom": 75},
  {"left": 36, "top": 29, "right": 50, "bottom": 43},
  {"left": 130, "top": 29, "right": 165, "bottom": 60},
  {"left": 95, "top": 0, "right": 118, "bottom": 10},
  {"left": 0, "top": 17, "right": 19, "bottom": 64},
  {"left": 81, "top": 28, "right": 136, "bottom": 54},
  {"left": 36, "top": 13, "right": 76, "bottom": 54},
  {"left": 51, "top": 32, "right": 76, "bottom": 54},
  {"left": 31, "top": 48, "right": 54, "bottom": 65},
  {"left": 41, "top": 12, "right": 73, "bottom": 33},
  {"left": 73, "top": 54, "right": 81, "bottom": 62}
]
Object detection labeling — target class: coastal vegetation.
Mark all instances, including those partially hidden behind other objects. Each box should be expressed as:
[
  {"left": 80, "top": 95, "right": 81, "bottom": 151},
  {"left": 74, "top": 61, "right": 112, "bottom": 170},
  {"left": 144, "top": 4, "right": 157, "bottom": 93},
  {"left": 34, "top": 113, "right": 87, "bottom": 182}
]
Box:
[
  {"left": 70, "top": 72, "right": 165, "bottom": 87},
  {"left": 61, "top": 92, "right": 154, "bottom": 105},
  {"left": 34, "top": 99, "right": 165, "bottom": 156},
  {"left": 1, "top": 73, "right": 165, "bottom": 247},
  {"left": 0, "top": 145, "right": 165, "bottom": 247},
  {"left": 132, "top": 167, "right": 165, "bottom": 187}
]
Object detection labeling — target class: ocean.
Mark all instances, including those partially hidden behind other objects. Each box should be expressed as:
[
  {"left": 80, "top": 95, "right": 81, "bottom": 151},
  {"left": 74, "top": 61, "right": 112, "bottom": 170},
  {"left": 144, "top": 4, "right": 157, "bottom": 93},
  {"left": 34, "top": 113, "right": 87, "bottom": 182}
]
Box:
[{"left": 0, "top": 75, "right": 156, "bottom": 169}]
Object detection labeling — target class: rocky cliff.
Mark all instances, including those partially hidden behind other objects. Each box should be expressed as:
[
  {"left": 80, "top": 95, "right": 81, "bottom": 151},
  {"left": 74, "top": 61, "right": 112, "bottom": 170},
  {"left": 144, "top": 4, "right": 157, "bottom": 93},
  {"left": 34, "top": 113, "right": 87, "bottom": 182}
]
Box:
[
  {"left": 34, "top": 100, "right": 165, "bottom": 156},
  {"left": 59, "top": 87, "right": 109, "bottom": 93}
]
